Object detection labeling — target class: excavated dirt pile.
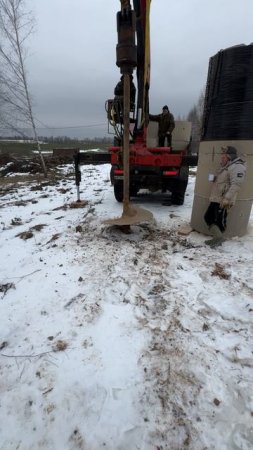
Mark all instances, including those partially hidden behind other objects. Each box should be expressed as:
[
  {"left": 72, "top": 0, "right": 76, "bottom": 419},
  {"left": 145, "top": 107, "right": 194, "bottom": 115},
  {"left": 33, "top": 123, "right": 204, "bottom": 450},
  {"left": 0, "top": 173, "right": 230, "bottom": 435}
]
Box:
[{"left": 0, "top": 153, "right": 74, "bottom": 177}]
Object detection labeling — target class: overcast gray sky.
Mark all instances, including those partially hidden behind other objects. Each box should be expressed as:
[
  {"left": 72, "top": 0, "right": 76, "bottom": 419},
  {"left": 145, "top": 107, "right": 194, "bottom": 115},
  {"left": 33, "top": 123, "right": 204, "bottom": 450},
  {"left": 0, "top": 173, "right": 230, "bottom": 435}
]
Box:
[{"left": 26, "top": 0, "right": 253, "bottom": 138}]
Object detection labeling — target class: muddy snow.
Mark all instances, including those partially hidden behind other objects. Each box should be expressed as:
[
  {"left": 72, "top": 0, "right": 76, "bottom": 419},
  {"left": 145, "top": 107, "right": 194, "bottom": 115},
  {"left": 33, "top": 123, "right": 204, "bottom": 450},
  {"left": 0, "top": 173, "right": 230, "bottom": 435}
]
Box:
[{"left": 0, "top": 164, "right": 253, "bottom": 450}]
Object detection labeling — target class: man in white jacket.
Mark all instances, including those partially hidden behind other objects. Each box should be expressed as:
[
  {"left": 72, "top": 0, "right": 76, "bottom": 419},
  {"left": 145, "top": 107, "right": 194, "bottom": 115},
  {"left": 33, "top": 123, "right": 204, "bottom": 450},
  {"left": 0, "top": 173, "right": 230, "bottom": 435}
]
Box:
[{"left": 204, "top": 146, "right": 246, "bottom": 247}]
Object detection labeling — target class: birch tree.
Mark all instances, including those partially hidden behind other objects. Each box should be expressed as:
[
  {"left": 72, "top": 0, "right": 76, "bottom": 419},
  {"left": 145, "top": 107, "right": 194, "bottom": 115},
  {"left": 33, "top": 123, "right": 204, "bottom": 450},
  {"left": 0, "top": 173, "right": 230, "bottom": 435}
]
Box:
[{"left": 0, "top": 0, "right": 47, "bottom": 176}]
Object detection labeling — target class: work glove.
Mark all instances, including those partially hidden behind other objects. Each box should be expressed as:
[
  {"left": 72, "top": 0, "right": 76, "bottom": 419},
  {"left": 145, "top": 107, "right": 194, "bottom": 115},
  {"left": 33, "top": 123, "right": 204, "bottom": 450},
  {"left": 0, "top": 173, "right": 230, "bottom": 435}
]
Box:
[{"left": 220, "top": 198, "right": 233, "bottom": 210}]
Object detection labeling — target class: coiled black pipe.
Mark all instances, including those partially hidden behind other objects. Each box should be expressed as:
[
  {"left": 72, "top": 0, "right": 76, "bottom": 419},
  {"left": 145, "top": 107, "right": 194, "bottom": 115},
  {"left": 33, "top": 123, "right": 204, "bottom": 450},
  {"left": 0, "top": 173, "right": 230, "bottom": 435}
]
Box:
[{"left": 202, "top": 44, "right": 253, "bottom": 140}]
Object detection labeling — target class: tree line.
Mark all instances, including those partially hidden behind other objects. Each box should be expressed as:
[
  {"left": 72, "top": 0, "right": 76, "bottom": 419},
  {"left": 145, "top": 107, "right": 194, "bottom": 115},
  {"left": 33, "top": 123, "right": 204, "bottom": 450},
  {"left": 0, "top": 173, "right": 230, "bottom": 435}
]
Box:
[
  {"left": 0, "top": 135, "right": 113, "bottom": 144},
  {"left": 187, "top": 89, "right": 205, "bottom": 144}
]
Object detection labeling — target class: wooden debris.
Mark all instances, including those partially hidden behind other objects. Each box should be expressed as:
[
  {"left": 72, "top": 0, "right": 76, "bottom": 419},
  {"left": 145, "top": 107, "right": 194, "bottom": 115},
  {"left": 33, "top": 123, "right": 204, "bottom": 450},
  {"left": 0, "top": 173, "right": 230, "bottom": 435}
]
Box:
[{"left": 177, "top": 224, "right": 193, "bottom": 236}]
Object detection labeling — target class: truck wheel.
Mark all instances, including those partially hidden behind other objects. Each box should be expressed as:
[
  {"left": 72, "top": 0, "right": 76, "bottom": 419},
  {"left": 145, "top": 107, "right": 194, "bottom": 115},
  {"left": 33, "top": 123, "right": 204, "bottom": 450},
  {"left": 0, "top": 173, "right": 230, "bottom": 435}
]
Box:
[
  {"left": 171, "top": 190, "right": 185, "bottom": 205},
  {"left": 114, "top": 181, "right": 123, "bottom": 202},
  {"left": 171, "top": 166, "right": 189, "bottom": 205},
  {"left": 110, "top": 166, "right": 116, "bottom": 185},
  {"left": 130, "top": 185, "right": 139, "bottom": 198},
  {"left": 179, "top": 165, "right": 189, "bottom": 182}
]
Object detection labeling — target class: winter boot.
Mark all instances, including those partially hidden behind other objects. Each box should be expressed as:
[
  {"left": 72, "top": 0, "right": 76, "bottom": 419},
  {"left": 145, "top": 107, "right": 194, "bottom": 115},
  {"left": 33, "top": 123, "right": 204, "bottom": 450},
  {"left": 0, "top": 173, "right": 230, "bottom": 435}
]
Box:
[
  {"left": 210, "top": 224, "right": 223, "bottom": 237},
  {"left": 205, "top": 225, "right": 225, "bottom": 248},
  {"left": 205, "top": 237, "right": 225, "bottom": 248}
]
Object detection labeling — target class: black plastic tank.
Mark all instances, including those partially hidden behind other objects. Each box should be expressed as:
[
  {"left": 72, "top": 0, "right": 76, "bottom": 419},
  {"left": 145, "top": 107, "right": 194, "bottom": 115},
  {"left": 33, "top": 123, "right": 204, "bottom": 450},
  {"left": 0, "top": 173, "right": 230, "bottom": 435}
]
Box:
[{"left": 201, "top": 44, "right": 253, "bottom": 140}]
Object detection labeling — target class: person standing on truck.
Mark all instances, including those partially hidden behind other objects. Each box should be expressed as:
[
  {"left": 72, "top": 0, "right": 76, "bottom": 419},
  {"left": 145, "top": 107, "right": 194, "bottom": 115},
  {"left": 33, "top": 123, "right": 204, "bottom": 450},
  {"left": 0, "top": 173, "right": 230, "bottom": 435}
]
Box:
[
  {"left": 114, "top": 75, "right": 136, "bottom": 110},
  {"left": 149, "top": 105, "right": 175, "bottom": 147},
  {"left": 204, "top": 145, "right": 246, "bottom": 248}
]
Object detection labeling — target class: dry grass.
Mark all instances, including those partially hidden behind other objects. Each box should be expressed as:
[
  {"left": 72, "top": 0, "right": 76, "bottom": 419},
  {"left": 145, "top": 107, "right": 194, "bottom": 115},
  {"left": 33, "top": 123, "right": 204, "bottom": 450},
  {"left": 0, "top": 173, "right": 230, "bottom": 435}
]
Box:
[
  {"left": 16, "top": 231, "right": 34, "bottom": 240},
  {"left": 30, "top": 224, "right": 47, "bottom": 232},
  {"left": 53, "top": 340, "right": 68, "bottom": 352},
  {"left": 211, "top": 263, "right": 230, "bottom": 280},
  {"left": 69, "top": 200, "right": 88, "bottom": 209}
]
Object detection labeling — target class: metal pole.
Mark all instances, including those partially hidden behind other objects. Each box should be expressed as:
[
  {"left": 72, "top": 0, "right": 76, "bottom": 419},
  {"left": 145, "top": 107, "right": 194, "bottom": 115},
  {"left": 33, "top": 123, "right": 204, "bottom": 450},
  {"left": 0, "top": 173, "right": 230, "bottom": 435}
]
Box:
[
  {"left": 123, "top": 73, "right": 130, "bottom": 215},
  {"left": 74, "top": 153, "right": 81, "bottom": 202}
]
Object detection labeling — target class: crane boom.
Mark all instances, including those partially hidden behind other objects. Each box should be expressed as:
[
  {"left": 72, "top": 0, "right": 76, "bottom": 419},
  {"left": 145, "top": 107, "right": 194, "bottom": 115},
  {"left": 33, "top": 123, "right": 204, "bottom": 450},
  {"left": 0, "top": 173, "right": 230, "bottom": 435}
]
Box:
[{"left": 133, "top": 0, "right": 151, "bottom": 131}]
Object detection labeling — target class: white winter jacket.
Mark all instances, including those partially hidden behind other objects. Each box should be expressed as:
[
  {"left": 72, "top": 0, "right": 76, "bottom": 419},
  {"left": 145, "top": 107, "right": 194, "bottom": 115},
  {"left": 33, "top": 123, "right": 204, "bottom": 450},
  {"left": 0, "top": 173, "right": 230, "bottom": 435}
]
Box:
[{"left": 209, "top": 157, "right": 246, "bottom": 205}]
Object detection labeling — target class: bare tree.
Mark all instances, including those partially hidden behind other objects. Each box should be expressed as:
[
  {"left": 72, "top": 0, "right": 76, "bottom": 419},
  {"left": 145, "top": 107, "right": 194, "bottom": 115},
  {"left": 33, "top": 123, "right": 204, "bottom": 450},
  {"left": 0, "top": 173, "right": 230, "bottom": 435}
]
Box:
[
  {"left": 0, "top": 0, "right": 47, "bottom": 176},
  {"left": 187, "top": 88, "right": 205, "bottom": 143}
]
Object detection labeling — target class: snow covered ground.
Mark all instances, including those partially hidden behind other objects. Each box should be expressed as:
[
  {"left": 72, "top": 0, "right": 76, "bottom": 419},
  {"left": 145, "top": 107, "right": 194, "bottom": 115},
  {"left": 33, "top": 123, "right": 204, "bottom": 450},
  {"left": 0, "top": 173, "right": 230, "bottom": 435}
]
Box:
[{"left": 0, "top": 163, "right": 253, "bottom": 450}]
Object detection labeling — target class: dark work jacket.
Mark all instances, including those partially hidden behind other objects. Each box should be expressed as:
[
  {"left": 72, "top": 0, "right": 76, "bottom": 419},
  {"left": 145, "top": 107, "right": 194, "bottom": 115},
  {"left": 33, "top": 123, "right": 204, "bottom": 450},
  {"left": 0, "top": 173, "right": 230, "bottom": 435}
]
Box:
[
  {"left": 149, "top": 112, "right": 175, "bottom": 136},
  {"left": 114, "top": 80, "right": 136, "bottom": 105}
]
